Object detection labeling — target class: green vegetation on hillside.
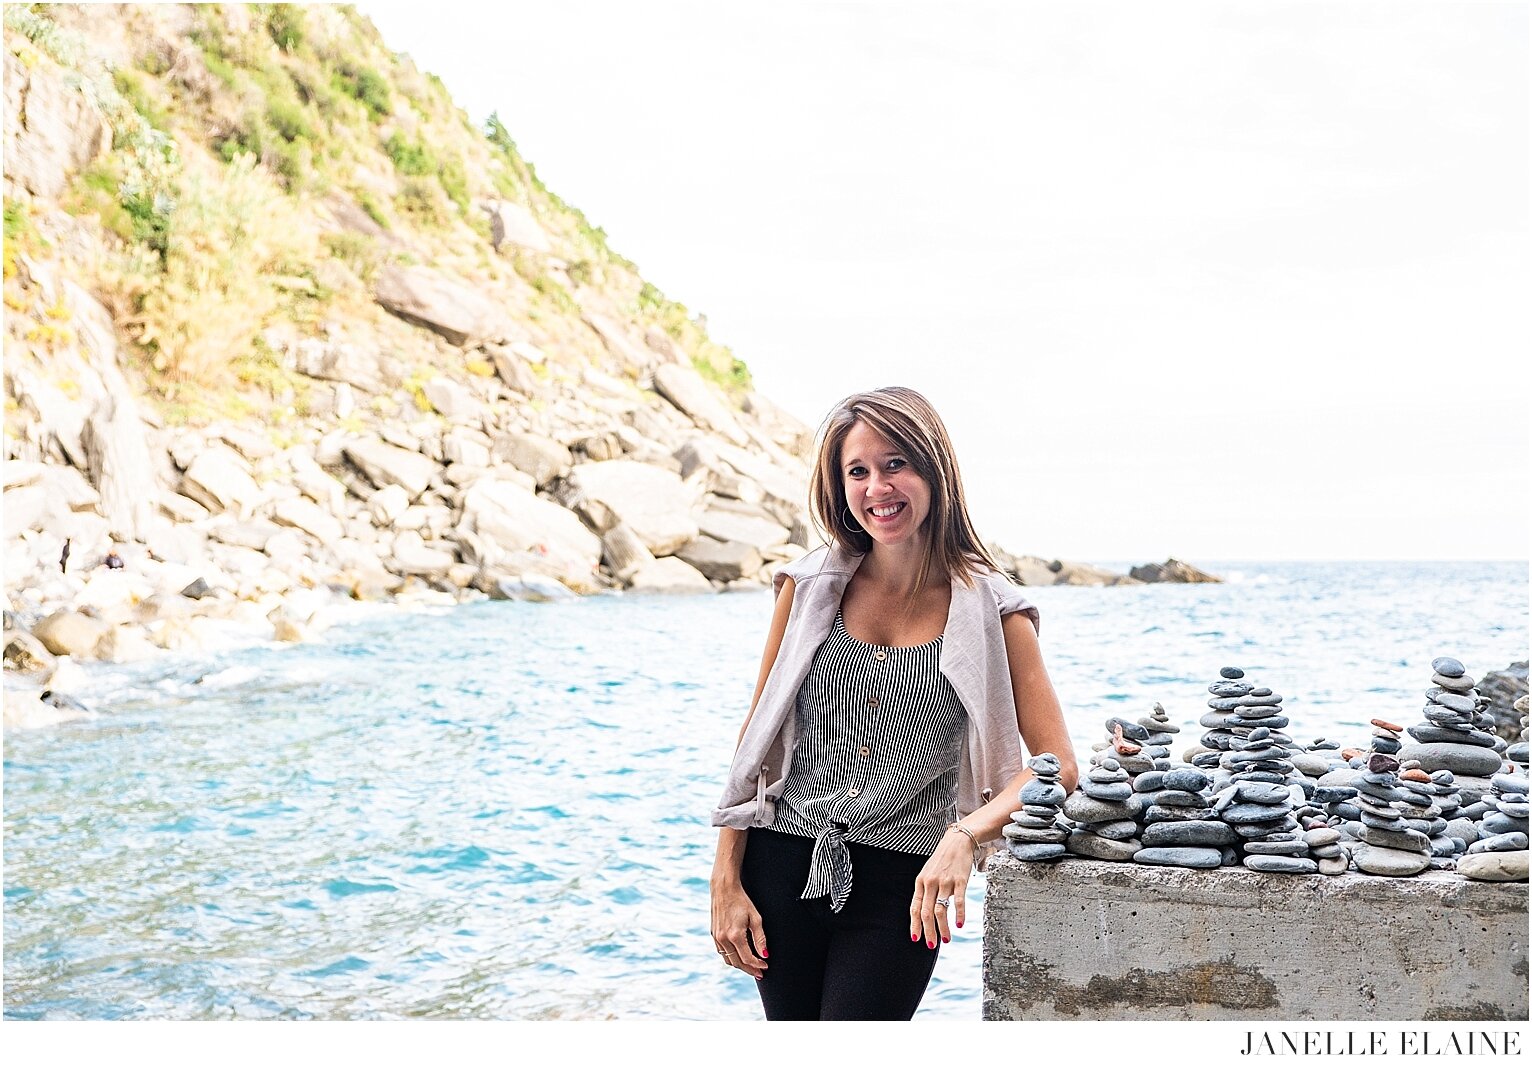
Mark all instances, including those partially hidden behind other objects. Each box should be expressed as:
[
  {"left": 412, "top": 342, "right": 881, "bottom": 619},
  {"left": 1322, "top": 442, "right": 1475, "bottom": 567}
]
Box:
[{"left": 4, "top": 2, "right": 752, "bottom": 420}]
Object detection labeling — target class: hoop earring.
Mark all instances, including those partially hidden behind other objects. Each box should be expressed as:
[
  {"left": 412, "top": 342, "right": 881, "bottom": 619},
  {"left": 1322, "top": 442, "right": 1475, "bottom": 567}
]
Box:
[{"left": 843, "top": 508, "right": 864, "bottom": 534}]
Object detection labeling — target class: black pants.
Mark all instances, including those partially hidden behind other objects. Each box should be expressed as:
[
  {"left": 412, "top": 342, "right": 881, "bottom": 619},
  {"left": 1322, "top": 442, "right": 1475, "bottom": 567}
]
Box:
[{"left": 740, "top": 827, "right": 939, "bottom": 1020}]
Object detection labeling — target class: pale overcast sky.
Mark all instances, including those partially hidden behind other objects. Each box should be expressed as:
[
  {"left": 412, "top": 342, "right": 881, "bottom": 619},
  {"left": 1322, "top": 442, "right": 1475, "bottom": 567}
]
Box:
[{"left": 357, "top": 0, "right": 1528, "bottom": 562}]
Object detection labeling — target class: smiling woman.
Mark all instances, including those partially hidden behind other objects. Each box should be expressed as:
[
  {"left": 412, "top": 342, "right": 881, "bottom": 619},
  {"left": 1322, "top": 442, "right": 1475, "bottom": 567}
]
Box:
[{"left": 709, "top": 386, "right": 1077, "bottom": 1020}]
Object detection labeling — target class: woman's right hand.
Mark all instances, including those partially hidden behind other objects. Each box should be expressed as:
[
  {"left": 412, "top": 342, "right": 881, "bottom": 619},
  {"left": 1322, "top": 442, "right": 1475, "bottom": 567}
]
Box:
[{"left": 710, "top": 878, "right": 769, "bottom": 979}]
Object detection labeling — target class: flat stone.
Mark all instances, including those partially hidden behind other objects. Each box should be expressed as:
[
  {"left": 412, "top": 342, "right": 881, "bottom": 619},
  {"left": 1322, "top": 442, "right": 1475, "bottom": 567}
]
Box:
[
  {"left": 1358, "top": 825, "right": 1430, "bottom": 851},
  {"left": 1106, "top": 717, "right": 1151, "bottom": 741},
  {"left": 1467, "top": 832, "right": 1529, "bottom": 854},
  {"left": 1153, "top": 789, "right": 1207, "bottom": 807},
  {"left": 1483, "top": 812, "right": 1530, "bottom": 836},
  {"left": 1397, "top": 743, "right": 1504, "bottom": 778},
  {"left": 1162, "top": 768, "right": 1211, "bottom": 793},
  {"left": 1244, "top": 855, "right": 1320, "bottom": 874},
  {"left": 1236, "top": 693, "right": 1283, "bottom": 707},
  {"left": 1431, "top": 656, "right": 1466, "bottom": 678},
  {"left": 1220, "top": 666, "right": 1246, "bottom": 679},
  {"left": 1065, "top": 831, "right": 1141, "bottom": 862},
  {"left": 1062, "top": 793, "right": 1136, "bottom": 824},
  {"left": 1456, "top": 851, "right": 1529, "bottom": 881},
  {"left": 1133, "top": 846, "right": 1223, "bottom": 869},
  {"left": 1493, "top": 772, "right": 1530, "bottom": 794},
  {"left": 1223, "top": 802, "right": 1294, "bottom": 825},
  {"left": 1087, "top": 766, "right": 1130, "bottom": 784},
  {"left": 1235, "top": 782, "right": 1293, "bottom": 805},
  {"left": 1304, "top": 827, "right": 1342, "bottom": 847},
  {"left": 1087, "top": 820, "right": 1141, "bottom": 841},
  {"left": 1005, "top": 824, "right": 1071, "bottom": 844},
  {"left": 1311, "top": 844, "right": 1345, "bottom": 858},
  {"left": 1407, "top": 725, "right": 1499, "bottom": 748},
  {"left": 1428, "top": 691, "right": 1479, "bottom": 715},
  {"left": 1140, "top": 820, "right": 1239, "bottom": 848},
  {"left": 1007, "top": 842, "right": 1068, "bottom": 862},
  {"left": 1209, "top": 681, "right": 1253, "bottom": 697},
  {"left": 1011, "top": 814, "right": 1058, "bottom": 829},
  {"left": 1081, "top": 781, "right": 1132, "bottom": 802},
  {"left": 1242, "top": 839, "right": 1309, "bottom": 855},
  {"left": 1131, "top": 771, "right": 1167, "bottom": 793},
  {"left": 1143, "top": 804, "right": 1216, "bottom": 823},
  {"left": 1353, "top": 844, "right": 1431, "bottom": 877},
  {"left": 1029, "top": 753, "right": 1063, "bottom": 777},
  {"left": 1231, "top": 770, "right": 1290, "bottom": 784},
  {"left": 1234, "top": 817, "right": 1298, "bottom": 838},
  {"left": 1432, "top": 672, "right": 1476, "bottom": 692},
  {"left": 1317, "top": 856, "right": 1350, "bottom": 875},
  {"left": 1020, "top": 779, "right": 1067, "bottom": 805}
]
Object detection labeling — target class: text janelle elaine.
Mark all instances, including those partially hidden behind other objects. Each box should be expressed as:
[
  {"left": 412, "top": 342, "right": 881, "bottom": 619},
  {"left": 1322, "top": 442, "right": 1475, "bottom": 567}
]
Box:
[{"left": 1242, "top": 1032, "right": 1522, "bottom": 1056}]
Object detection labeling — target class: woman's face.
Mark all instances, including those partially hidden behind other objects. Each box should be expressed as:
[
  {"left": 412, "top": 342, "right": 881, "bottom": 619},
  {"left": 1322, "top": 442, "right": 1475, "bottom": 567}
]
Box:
[{"left": 840, "top": 420, "right": 931, "bottom": 548}]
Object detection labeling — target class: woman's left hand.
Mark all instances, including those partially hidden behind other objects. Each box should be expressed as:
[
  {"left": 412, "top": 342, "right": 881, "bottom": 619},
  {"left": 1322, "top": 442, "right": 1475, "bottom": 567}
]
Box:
[{"left": 909, "top": 831, "right": 973, "bottom": 949}]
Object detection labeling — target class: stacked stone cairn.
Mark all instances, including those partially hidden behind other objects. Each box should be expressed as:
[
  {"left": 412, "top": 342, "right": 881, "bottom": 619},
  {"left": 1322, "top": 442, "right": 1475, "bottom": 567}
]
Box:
[
  {"left": 1428, "top": 768, "right": 1479, "bottom": 858},
  {"left": 1136, "top": 702, "right": 1178, "bottom": 771},
  {"left": 1350, "top": 752, "right": 1433, "bottom": 876},
  {"left": 1004, "top": 753, "right": 1070, "bottom": 862},
  {"left": 1061, "top": 751, "right": 1144, "bottom": 862},
  {"left": 1458, "top": 768, "right": 1529, "bottom": 882},
  {"left": 1133, "top": 761, "right": 1234, "bottom": 869},
  {"left": 1398, "top": 657, "right": 1505, "bottom": 810},
  {"left": 1213, "top": 723, "right": 1314, "bottom": 873},
  {"left": 1394, "top": 760, "right": 1459, "bottom": 871}
]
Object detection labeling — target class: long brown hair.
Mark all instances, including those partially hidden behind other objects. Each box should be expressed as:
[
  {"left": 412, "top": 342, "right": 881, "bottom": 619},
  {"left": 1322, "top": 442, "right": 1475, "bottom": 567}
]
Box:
[{"left": 809, "top": 386, "right": 1000, "bottom": 596}]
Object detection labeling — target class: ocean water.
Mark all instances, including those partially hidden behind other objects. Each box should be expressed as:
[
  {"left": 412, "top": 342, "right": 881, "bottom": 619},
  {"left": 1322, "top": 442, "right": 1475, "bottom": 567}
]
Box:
[{"left": 4, "top": 561, "right": 1526, "bottom": 1020}]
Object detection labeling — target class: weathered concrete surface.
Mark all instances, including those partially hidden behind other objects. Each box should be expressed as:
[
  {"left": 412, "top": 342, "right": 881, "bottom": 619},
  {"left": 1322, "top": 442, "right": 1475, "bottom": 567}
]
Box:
[{"left": 983, "top": 855, "right": 1528, "bottom": 1021}]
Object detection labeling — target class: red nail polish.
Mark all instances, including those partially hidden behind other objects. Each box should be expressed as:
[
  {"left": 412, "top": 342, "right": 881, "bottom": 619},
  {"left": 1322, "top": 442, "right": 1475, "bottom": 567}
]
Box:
[
  {"left": 942, "top": 937, "right": 950, "bottom": 944},
  {"left": 761, "top": 949, "right": 769, "bottom": 959},
  {"left": 927, "top": 940, "right": 935, "bottom": 949},
  {"left": 911, "top": 933, "right": 918, "bottom": 942},
  {"left": 956, "top": 922, "right": 964, "bottom": 928}
]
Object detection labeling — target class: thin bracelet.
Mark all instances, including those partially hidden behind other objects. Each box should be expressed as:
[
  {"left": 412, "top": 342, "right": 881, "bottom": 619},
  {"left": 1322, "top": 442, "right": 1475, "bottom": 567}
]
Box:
[{"left": 946, "top": 821, "right": 980, "bottom": 869}]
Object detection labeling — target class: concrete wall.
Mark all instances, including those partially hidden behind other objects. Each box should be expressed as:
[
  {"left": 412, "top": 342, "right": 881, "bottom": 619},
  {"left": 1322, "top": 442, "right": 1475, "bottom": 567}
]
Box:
[{"left": 983, "top": 855, "right": 1528, "bottom": 1020}]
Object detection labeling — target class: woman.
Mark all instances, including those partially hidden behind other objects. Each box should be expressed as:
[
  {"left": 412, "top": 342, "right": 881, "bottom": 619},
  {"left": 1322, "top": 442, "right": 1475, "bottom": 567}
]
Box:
[{"left": 710, "top": 386, "right": 1077, "bottom": 1020}]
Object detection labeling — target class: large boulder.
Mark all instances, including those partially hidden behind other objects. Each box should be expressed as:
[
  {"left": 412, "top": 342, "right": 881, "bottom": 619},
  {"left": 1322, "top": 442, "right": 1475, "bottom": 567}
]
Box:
[
  {"left": 675, "top": 537, "right": 764, "bottom": 583},
  {"left": 272, "top": 497, "right": 344, "bottom": 545},
  {"left": 601, "top": 522, "right": 656, "bottom": 584},
  {"left": 696, "top": 507, "right": 791, "bottom": 551},
  {"left": 484, "top": 199, "right": 551, "bottom": 253},
  {"left": 582, "top": 312, "right": 651, "bottom": 374},
  {"left": 386, "top": 530, "right": 456, "bottom": 578},
  {"left": 555, "top": 460, "right": 700, "bottom": 556},
  {"left": 180, "top": 446, "right": 262, "bottom": 518},
  {"left": 375, "top": 265, "right": 509, "bottom": 347},
  {"left": 492, "top": 432, "right": 571, "bottom": 488},
  {"left": 32, "top": 610, "right": 109, "bottom": 659},
  {"left": 422, "top": 377, "right": 482, "bottom": 424},
  {"left": 652, "top": 364, "right": 750, "bottom": 446},
  {"left": 1129, "top": 558, "right": 1222, "bottom": 584},
  {"left": 627, "top": 556, "right": 713, "bottom": 594},
  {"left": 1480, "top": 662, "right": 1529, "bottom": 742},
  {"left": 457, "top": 477, "right": 602, "bottom": 579},
  {"left": 343, "top": 437, "right": 438, "bottom": 500},
  {"left": 3, "top": 49, "right": 111, "bottom": 199},
  {"left": 292, "top": 338, "right": 388, "bottom": 393}
]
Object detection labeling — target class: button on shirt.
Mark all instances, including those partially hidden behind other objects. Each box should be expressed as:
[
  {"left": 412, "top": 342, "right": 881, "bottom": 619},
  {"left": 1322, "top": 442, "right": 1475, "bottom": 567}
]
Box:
[{"left": 770, "top": 611, "right": 967, "bottom": 912}]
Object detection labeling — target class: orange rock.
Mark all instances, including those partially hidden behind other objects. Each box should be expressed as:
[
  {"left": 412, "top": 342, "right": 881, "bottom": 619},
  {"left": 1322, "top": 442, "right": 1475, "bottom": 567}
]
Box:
[
  {"left": 1401, "top": 769, "right": 1431, "bottom": 782},
  {"left": 1341, "top": 747, "right": 1368, "bottom": 760},
  {"left": 1370, "top": 718, "right": 1403, "bottom": 732}
]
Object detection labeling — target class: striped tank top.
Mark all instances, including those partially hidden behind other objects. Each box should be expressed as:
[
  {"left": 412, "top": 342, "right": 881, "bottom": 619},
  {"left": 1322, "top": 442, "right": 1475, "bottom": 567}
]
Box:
[{"left": 770, "top": 610, "right": 967, "bottom": 912}]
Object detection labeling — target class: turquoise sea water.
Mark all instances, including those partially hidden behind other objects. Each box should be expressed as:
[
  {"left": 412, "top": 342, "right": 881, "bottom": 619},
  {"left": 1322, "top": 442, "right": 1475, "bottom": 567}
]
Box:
[{"left": 4, "top": 561, "right": 1527, "bottom": 1020}]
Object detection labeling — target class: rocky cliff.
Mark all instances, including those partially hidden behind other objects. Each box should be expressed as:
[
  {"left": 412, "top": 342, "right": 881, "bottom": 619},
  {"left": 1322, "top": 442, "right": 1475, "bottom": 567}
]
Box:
[
  {"left": 4, "top": 4, "right": 829, "bottom": 670},
  {"left": 2, "top": 5, "right": 1207, "bottom": 687}
]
